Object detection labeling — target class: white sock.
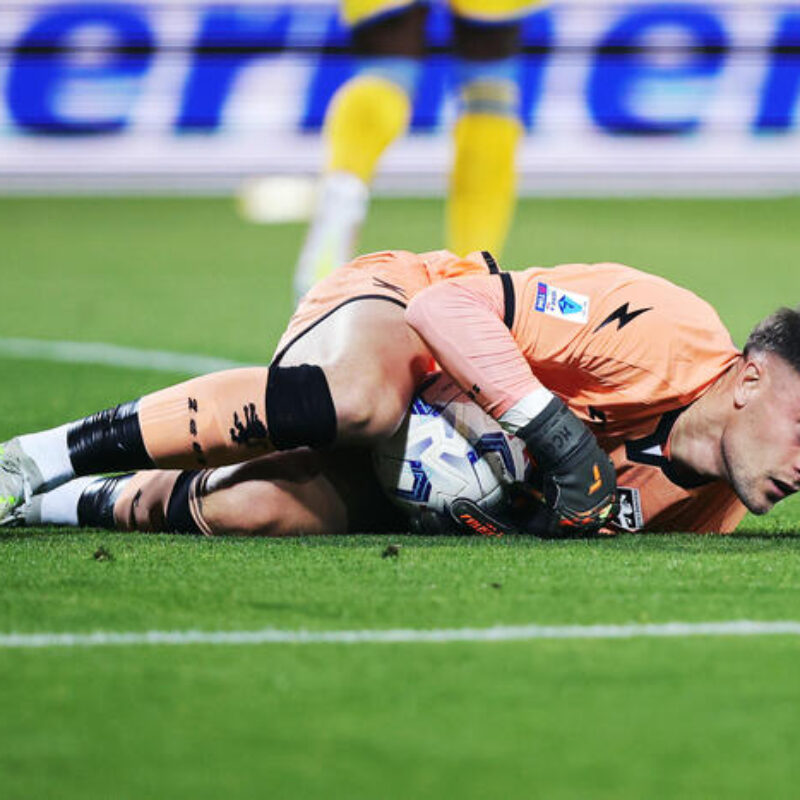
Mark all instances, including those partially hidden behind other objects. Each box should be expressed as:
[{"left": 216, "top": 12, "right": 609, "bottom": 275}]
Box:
[
  {"left": 38, "top": 476, "right": 97, "bottom": 526},
  {"left": 18, "top": 424, "right": 75, "bottom": 490},
  {"left": 293, "top": 171, "right": 369, "bottom": 301}
]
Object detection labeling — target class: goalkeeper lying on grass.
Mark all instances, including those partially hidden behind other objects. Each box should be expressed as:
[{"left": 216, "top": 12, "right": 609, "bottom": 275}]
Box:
[{"left": 1, "top": 249, "right": 799, "bottom": 536}]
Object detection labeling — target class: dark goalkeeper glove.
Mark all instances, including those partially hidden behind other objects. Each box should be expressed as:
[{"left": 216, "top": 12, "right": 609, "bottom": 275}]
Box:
[
  {"left": 409, "top": 498, "right": 521, "bottom": 538},
  {"left": 448, "top": 497, "right": 520, "bottom": 538},
  {"left": 516, "top": 397, "right": 617, "bottom": 534}
]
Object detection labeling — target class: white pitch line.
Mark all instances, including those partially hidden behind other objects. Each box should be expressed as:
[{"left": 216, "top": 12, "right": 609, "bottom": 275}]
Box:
[
  {"left": 0, "top": 337, "right": 250, "bottom": 375},
  {"left": 2, "top": 621, "right": 800, "bottom": 649}
]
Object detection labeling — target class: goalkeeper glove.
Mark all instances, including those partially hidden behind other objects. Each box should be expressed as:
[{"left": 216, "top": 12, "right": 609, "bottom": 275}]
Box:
[
  {"left": 516, "top": 397, "right": 617, "bottom": 533},
  {"left": 449, "top": 497, "right": 520, "bottom": 538},
  {"left": 408, "top": 498, "right": 521, "bottom": 538}
]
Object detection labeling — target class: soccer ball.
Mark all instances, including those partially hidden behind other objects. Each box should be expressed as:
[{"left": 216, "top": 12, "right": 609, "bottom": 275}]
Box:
[{"left": 373, "top": 373, "right": 530, "bottom": 518}]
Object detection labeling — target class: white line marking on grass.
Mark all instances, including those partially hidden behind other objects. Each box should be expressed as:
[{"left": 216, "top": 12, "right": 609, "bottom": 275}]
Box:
[
  {"left": 0, "top": 337, "right": 249, "bottom": 375},
  {"left": 3, "top": 621, "right": 800, "bottom": 649}
]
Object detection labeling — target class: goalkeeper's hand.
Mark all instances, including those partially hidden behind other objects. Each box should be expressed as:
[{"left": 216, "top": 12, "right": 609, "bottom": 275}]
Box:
[
  {"left": 516, "top": 397, "right": 617, "bottom": 533},
  {"left": 407, "top": 497, "right": 522, "bottom": 538},
  {"left": 448, "top": 497, "right": 520, "bottom": 538}
]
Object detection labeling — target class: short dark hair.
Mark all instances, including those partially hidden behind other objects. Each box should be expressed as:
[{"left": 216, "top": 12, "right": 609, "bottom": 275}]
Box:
[{"left": 744, "top": 306, "right": 800, "bottom": 373}]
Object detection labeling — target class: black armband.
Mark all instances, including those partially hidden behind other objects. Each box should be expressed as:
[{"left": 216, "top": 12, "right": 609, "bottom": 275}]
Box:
[{"left": 266, "top": 364, "right": 337, "bottom": 450}]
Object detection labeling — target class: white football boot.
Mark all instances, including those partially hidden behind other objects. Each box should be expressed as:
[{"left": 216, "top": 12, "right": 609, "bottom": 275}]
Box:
[
  {"left": 0, "top": 438, "right": 44, "bottom": 525},
  {"left": 2, "top": 496, "right": 37, "bottom": 528},
  {"left": 292, "top": 171, "right": 369, "bottom": 304}
]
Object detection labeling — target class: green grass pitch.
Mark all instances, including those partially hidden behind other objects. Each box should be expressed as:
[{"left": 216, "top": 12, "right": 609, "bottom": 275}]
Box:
[{"left": 1, "top": 196, "right": 800, "bottom": 799}]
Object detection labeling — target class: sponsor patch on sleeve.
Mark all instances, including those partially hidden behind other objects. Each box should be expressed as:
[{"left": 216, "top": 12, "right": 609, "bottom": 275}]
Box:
[{"left": 534, "top": 282, "right": 589, "bottom": 324}]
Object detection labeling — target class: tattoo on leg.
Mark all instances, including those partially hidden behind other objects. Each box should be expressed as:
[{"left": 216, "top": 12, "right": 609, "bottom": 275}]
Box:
[
  {"left": 230, "top": 403, "right": 268, "bottom": 446},
  {"left": 187, "top": 396, "right": 207, "bottom": 466}
]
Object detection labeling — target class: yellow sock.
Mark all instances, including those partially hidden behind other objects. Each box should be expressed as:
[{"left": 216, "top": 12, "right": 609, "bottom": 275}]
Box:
[
  {"left": 447, "top": 112, "right": 522, "bottom": 257},
  {"left": 325, "top": 75, "right": 412, "bottom": 183}
]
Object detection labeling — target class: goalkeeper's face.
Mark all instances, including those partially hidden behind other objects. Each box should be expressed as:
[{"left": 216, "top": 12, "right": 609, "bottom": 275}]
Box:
[{"left": 722, "top": 353, "right": 800, "bottom": 514}]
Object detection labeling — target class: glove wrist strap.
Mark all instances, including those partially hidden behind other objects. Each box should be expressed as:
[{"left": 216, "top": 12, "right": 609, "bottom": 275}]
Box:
[{"left": 517, "top": 397, "right": 591, "bottom": 470}]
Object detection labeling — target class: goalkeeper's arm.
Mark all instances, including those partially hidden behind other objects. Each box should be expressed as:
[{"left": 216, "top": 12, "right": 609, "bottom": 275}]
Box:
[{"left": 405, "top": 276, "right": 617, "bottom": 533}]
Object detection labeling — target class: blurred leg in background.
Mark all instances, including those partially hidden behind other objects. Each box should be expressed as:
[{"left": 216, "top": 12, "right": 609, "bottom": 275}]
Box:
[
  {"left": 293, "top": 0, "right": 541, "bottom": 302},
  {"left": 447, "top": 1, "right": 529, "bottom": 257},
  {"left": 293, "top": 1, "right": 424, "bottom": 300}
]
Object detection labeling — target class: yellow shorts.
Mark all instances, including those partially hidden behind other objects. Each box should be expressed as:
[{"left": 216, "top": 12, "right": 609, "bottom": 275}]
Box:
[{"left": 342, "top": 0, "right": 544, "bottom": 27}]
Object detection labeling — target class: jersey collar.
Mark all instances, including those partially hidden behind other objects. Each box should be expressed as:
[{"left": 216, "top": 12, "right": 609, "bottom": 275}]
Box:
[{"left": 624, "top": 407, "right": 713, "bottom": 490}]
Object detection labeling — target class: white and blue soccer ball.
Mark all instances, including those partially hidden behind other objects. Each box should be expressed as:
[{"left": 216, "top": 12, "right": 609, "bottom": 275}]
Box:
[{"left": 373, "top": 373, "right": 530, "bottom": 517}]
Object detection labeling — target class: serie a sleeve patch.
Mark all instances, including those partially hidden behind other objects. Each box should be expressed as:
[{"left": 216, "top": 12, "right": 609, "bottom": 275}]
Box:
[{"left": 534, "top": 282, "right": 590, "bottom": 325}]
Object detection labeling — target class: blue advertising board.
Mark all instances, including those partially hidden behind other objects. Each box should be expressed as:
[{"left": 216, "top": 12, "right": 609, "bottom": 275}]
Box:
[{"left": 1, "top": 1, "right": 798, "bottom": 192}]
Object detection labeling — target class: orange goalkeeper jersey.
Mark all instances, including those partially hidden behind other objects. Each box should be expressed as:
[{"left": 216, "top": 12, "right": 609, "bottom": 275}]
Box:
[{"left": 407, "top": 259, "right": 747, "bottom": 534}]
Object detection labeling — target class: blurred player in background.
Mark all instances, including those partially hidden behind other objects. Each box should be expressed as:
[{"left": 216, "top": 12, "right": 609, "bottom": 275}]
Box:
[{"left": 293, "top": 0, "right": 541, "bottom": 300}]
